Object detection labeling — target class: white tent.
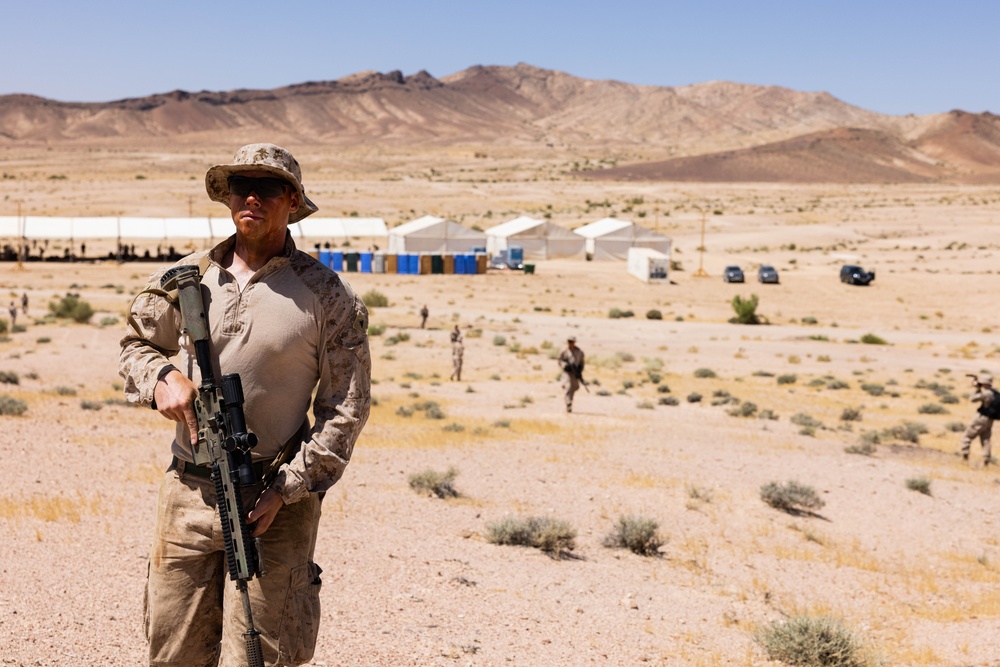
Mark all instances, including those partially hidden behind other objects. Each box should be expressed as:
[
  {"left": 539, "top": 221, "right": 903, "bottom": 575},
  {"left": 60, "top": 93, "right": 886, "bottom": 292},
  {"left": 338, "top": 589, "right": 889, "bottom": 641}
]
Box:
[
  {"left": 387, "top": 215, "right": 486, "bottom": 254},
  {"left": 296, "top": 218, "right": 387, "bottom": 241},
  {"left": 485, "top": 216, "right": 586, "bottom": 260},
  {"left": 573, "top": 217, "right": 671, "bottom": 261}
]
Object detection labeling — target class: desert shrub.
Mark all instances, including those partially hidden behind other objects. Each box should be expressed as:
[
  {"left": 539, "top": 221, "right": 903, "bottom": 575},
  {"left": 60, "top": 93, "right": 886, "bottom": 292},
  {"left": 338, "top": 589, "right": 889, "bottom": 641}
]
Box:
[
  {"left": 54, "top": 386, "right": 77, "bottom": 396},
  {"left": 946, "top": 421, "right": 966, "bottom": 432},
  {"left": 424, "top": 404, "right": 445, "bottom": 420},
  {"left": 99, "top": 316, "right": 119, "bottom": 327},
  {"left": 777, "top": 374, "right": 797, "bottom": 385},
  {"left": 730, "top": 293, "right": 762, "bottom": 325},
  {"left": 826, "top": 379, "right": 850, "bottom": 390},
  {"left": 361, "top": 289, "right": 389, "bottom": 308},
  {"left": 0, "top": 319, "right": 7, "bottom": 335},
  {"left": 687, "top": 392, "right": 702, "bottom": 403},
  {"left": 758, "top": 408, "right": 779, "bottom": 420},
  {"left": 442, "top": 422, "right": 465, "bottom": 432},
  {"left": 596, "top": 389, "right": 612, "bottom": 397},
  {"left": 694, "top": 367, "right": 717, "bottom": 378},
  {"left": 658, "top": 396, "right": 679, "bottom": 406},
  {"left": 384, "top": 332, "right": 410, "bottom": 346},
  {"left": 0, "top": 371, "right": 19, "bottom": 385},
  {"left": 860, "top": 383, "right": 884, "bottom": 397},
  {"left": 791, "top": 413, "right": 823, "bottom": 430},
  {"left": 647, "top": 371, "right": 662, "bottom": 384},
  {"left": 656, "top": 384, "right": 671, "bottom": 393},
  {"left": 603, "top": 516, "right": 665, "bottom": 557},
  {"left": 492, "top": 419, "right": 511, "bottom": 428},
  {"left": 367, "top": 323, "right": 386, "bottom": 336},
  {"left": 492, "top": 335, "right": 506, "bottom": 346},
  {"left": 622, "top": 379, "right": 635, "bottom": 390},
  {"left": 801, "top": 316, "right": 819, "bottom": 325},
  {"left": 917, "top": 403, "right": 948, "bottom": 414},
  {"left": 939, "top": 394, "right": 959, "bottom": 404},
  {"left": 637, "top": 400, "right": 654, "bottom": 410},
  {"left": 760, "top": 480, "right": 825, "bottom": 514},
  {"left": 860, "top": 333, "right": 888, "bottom": 345},
  {"left": 37, "top": 337, "right": 51, "bottom": 344},
  {"left": 395, "top": 406, "right": 414, "bottom": 417},
  {"left": 728, "top": 401, "right": 758, "bottom": 418},
  {"left": 49, "top": 293, "right": 94, "bottom": 324},
  {"left": 755, "top": 614, "right": 876, "bottom": 667},
  {"left": 408, "top": 468, "right": 459, "bottom": 498},
  {"left": 882, "top": 420, "right": 928, "bottom": 444},
  {"left": 905, "top": 477, "right": 932, "bottom": 496},
  {"left": 645, "top": 309, "right": 663, "bottom": 320},
  {"left": 486, "top": 516, "right": 576, "bottom": 557},
  {"left": 844, "top": 441, "right": 876, "bottom": 456},
  {"left": 840, "top": 407, "right": 863, "bottom": 422},
  {"left": 0, "top": 395, "right": 28, "bottom": 416},
  {"left": 80, "top": 400, "right": 103, "bottom": 411},
  {"left": 711, "top": 389, "right": 738, "bottom": 406},
  {"left": 608, "top": 308, "right": 635, "bottom": 319}
]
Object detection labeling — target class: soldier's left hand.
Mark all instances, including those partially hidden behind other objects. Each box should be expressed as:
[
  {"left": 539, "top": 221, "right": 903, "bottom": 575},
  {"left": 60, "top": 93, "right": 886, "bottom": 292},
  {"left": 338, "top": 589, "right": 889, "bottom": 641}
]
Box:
[{"left": 248, "top": 488, "right": 285, "bottom": 537}]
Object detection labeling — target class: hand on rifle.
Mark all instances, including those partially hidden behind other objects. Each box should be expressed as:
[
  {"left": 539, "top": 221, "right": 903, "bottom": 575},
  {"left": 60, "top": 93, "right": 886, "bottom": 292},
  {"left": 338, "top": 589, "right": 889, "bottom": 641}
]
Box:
[{"left": 154, "top": 369, "right": 200, "bottom": 445}]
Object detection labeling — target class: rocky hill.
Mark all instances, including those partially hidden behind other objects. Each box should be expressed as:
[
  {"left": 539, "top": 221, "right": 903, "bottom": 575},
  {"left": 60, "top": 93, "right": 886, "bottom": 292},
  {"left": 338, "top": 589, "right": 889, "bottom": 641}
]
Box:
[{"left": 2, "top": 63, "right": 998, "bottom": 183}]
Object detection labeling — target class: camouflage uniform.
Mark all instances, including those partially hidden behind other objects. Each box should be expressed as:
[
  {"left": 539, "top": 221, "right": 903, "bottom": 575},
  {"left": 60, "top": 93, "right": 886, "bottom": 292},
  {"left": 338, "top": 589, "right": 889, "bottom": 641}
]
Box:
[
  {"left": 558, "top": 339, "right": 585, "bottom": 413},
  {"left": 450, "top": 326, "right": 464, "bottom": 381},
  {"left": 420, "top": 305, "right": 429, "bottom": 329},
  {"left": 120, "top": 144, "right": 370, "bottom": 667},
  {"left": 961, "top": 377, "right": 995, "bottom": 466}
]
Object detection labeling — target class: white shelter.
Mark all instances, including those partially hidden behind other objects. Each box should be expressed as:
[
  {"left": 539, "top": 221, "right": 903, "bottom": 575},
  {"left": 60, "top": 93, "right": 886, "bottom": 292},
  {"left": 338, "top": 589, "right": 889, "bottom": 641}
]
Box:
[
  {"left": 573, "top": 217, "right": 671, "bottom": 261},
  {"left": 627, "top": 247, "right": 670, "bottom": 283},
  {"left": 484, "top": 216, "right": 586, "bottom": 260},
  {"left": 295, "top": 218, "right": 387, "bottom": 244},
  {"left": 387, "top": 215, "right": 486, "bottom": 254}
]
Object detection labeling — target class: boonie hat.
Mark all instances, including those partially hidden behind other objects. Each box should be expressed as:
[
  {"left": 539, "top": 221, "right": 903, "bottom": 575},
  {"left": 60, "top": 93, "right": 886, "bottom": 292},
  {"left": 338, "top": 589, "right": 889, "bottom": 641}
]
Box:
[
  {"left": 205, "top": 143, "right": 319, "bottom": 223},
  {"left": 980, "top": 373, "right": 993, "bottom": 385},
  {"left": 567, "top": 336, "right": 577, "bottom": 343}
]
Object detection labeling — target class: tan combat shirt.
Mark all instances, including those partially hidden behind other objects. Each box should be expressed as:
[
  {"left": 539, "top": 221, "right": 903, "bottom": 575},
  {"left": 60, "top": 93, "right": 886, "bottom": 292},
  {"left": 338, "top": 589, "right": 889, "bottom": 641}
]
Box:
[{"left": 119, "top": 234, "right": 371, "bottom": 505}]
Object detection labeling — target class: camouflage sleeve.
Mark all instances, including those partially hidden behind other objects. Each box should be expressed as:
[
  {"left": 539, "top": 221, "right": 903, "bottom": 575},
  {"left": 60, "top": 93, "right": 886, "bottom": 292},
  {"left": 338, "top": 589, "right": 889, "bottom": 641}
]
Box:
[
  {"left": 118, "top": 275, "right": 183, "bottom": 408},
  {"left": 273, "top": 291, "right": 371, "bottom": 505}
]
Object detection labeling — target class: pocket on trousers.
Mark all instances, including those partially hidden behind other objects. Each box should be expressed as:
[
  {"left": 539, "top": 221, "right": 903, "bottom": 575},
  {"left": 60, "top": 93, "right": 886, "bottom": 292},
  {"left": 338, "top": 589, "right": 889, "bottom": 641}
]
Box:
[{"left": 280, "top": 561, "right": 323, "bottom": 664}]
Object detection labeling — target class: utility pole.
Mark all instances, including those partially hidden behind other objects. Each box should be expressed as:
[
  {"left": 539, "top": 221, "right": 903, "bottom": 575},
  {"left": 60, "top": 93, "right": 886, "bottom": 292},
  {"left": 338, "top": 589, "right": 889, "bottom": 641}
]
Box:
[{"left": 693, "top": 209, "right": 709, "bottom": 278}]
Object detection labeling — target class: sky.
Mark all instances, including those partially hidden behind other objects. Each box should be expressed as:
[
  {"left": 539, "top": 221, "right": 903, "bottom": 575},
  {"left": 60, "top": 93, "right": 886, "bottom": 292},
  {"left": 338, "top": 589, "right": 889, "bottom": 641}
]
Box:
[{"left": 2, "top": 0, "right": 997, "bottom": 116}]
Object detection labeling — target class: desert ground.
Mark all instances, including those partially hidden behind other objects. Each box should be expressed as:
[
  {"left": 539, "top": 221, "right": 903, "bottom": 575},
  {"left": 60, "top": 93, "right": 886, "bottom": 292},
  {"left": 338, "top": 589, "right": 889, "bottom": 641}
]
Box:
[{"left": 2, "top": 152, "right": 1000, "bottom": 666}]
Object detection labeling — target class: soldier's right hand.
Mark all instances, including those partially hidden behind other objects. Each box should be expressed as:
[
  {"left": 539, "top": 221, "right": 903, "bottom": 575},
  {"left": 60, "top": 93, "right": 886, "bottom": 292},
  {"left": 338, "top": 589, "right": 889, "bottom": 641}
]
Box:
[{"left": 154, "top": 369, "right": 200, "bottom": 445}]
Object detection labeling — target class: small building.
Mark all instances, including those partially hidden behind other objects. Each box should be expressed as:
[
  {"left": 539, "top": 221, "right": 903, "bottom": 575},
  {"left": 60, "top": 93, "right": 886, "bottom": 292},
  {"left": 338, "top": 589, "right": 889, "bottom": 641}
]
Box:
[{"left": 627, "top": 247, "right": 670, "bottom": 283}]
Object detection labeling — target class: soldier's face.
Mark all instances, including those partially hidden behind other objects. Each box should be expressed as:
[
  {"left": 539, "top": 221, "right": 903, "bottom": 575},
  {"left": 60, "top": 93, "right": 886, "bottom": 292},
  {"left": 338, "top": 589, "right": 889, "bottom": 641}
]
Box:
[{"left": 229, "top": 170, "right": 300, "bottom": 245}]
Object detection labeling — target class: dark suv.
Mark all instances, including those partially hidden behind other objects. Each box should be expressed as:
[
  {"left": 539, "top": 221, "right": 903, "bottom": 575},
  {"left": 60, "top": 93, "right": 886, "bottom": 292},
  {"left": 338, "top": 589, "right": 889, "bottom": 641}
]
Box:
[
  {"left": 757, "top": 265, "right": 779, "bottom": 284},
  {"left": 723, "top": 265, "right": 745, "bottom": 283},
  {"left": 840, "top": 265, "right": 875, "bottom": 286}
]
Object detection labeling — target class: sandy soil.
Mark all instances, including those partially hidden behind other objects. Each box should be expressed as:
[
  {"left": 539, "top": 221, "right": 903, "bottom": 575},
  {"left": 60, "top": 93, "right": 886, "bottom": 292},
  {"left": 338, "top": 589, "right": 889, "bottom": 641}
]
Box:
[{"left": 2, "top": 178, "right": 1000, "bottom": 666}]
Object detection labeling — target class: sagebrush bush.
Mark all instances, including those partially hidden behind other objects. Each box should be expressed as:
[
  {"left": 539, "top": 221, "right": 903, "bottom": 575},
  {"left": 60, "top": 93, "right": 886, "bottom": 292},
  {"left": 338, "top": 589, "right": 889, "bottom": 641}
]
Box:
[
  {"left": 760, "top": 480, "right": 825, "bottom": 513},
  {"left": 777, "top": 374, "right": 797, "bottom": 385},
  {"left": 755, "top": 614, "right": 876, "bottom": 667},
  {"left": 905, "top": 477, "right": 932, "bottom": 496},
  {"left": 0, "top": 395, "right": 28, "bottom": 416},
  {"left": 0, "top": 371, "right": 19, "bottom": 385},
  {"left": 694, "top": 368, "right": 717, "bottom": 378},
  {"left": 486, "top": 516, "right": 577, "bottom": 557},
  {"left": 840, "top": 407, "right": 863, "bottom": 422},
  {"left": 49, "top": 293, "right": 94, "bottom": 323},
  {"left": 645, "top": 309, "right": 662, "bottom": 320},
  {"left": 603, "top": 516, "right": 665, "bottom": 557},
  {"left": 361, "top": 289, "right": 389, "bottom": 308},
  {"left": 860, "top": 333, "right": 888, "bottom": 345},
  {"left": 408, "top": 468, "right": 459, "bottom": 498},
  {"left": 659, "top": 396, "right": 679, "bottom": 406},
  {"left": 917, "top": 403, "right": 948, "bottom": 414},
  {"left": 687, "top": 392, "right": 702, "bottom": 403},
  {"left": 730, "top": 293, "right": 762, "bottom": 325},
  {"left": 367, "top": 323, "right": 386, "bottom": 336},
  {"left": 608, "top": 308, "right": 635, "bottom": 319},
  {"left": 882, "top": 420, "right": 928, "bottom": 444}
]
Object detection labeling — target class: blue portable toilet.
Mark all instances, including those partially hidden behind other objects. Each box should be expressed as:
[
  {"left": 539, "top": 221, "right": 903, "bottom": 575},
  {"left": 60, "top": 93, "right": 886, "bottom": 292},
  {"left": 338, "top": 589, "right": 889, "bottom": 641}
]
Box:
[
  {"left": 360, "top": 252, "right": 372, "bottom": 273},
  {"left": 319, "top": 249, "right": 331, "bottom": 269},
  {"left": 332, "top": 251, "right": 344, "bottom": 272},
  {"left": 397, "top": 254, "right": 407, "bottom": 274},
  {"left": 455, "top": 254, "right": 466, "bottom": 274}
]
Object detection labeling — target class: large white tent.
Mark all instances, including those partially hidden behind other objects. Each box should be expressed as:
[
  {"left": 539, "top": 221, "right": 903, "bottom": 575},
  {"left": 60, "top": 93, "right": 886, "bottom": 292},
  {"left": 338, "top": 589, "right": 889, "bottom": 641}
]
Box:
[
  {"left": 296, "top": 218, "right": 387, "bottom": 241},
  {"left": 573, "top": 217, "right": 671, "bottom": 261},
  {"left": 387, "top": 215, "right": 486, "bottom": 254},
  {"left": 485, "top": 216, "right": 586, "bottom": 260}
]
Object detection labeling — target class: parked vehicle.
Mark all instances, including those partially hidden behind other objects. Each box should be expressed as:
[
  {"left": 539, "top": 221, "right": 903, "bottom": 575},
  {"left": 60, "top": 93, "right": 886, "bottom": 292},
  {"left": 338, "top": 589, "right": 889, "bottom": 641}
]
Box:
[
  {"left": 840, "top": 264, "right": 875, "bottom": 286},
  {"left": 757, "top": 265, "right": 780, "bottom": 284},
  {"left": 723, "top": 265, "right": 745, "bottom": 283}
]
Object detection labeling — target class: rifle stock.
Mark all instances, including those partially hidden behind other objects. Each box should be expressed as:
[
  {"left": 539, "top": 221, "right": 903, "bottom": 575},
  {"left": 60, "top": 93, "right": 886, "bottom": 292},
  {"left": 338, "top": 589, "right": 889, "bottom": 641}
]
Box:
[{"left": 161, "top": 265, "right": 265, "bottom": 667}]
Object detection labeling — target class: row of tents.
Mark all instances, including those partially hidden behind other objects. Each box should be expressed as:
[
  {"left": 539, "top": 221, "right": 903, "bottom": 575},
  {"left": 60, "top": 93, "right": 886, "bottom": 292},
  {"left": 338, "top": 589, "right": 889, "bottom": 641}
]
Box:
[{"left": 0, "top": 214, "right": 671, "bottom": 261}]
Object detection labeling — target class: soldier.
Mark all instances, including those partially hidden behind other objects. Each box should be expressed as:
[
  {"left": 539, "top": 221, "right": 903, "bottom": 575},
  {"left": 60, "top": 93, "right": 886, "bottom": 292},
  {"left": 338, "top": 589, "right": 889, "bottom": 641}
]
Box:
[
  {"left": 961, "top": 372, "right": 997, "bottom": 467},
  {"left": 450, "top": 325, "right": 464, "bottom": 381},
  {"left": 21, "top": 292, "right": 28, "bottom": 315},
  {"left": 420, "top": 304, "right": 429, "bottom": 329},
  {"left": 7, "top": 301, "right": 16, "bottom": 328},
  {"left": 120, "top": 143, "right": 371, "bottom": 666},
  {"left": 558, "top": 336, "right": 585, "bottom": 413}
]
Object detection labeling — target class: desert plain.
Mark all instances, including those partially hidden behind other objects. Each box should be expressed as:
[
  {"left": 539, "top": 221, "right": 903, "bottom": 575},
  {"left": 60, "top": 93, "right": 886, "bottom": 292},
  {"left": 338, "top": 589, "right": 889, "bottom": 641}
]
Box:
[{"left": 2, "top": 143, "right": 1000, "bottom": 667}]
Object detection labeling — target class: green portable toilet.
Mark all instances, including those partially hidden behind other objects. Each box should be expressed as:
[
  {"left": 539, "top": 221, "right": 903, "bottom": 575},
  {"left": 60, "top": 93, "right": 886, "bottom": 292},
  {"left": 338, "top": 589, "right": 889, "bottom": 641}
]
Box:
[
  {"left": 345, "top": 252, "right": 359, "bottom": 272},
  {"left": 431, "top": 255, "right": 444, "bottom": 274}
]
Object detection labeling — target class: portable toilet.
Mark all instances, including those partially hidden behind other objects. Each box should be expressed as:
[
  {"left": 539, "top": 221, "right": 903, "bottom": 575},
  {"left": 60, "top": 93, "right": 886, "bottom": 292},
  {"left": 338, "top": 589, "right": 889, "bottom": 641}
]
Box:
[
  {"left": 319, "top": 249, "right": 331, "bottom": 269},
  {"left": 373, "top": 252, "right": 386, "bottom": 274},
  {"left": 332, "top": 251, "right": 344, "bottom": 272},
  {"left": 408, "top": 254, "right": 420, "bottom": 275},
  {"left": 360, "top": 252, "right": 372, "bottom": 273},
  {"left": 386, "top": 254, "right": 398, "bottom": 274},
  {"left": 396, "top": 254, "right": 407, "bottom": 274},
  {"left": 443, "top": 255, "right": 455, "bottom": 274}
]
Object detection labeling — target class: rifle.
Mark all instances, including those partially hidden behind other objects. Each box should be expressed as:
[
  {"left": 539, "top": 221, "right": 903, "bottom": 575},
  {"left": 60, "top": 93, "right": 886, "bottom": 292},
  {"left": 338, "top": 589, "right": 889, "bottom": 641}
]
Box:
[
  {"left": 564, "top": 363, "right": 589, "bottom": 393},
  {"left": 161, "top": 265, "right": 265, "bottom": 667},
  {"left": 967, "top": 373, "right": 983, "bottom": 387}
]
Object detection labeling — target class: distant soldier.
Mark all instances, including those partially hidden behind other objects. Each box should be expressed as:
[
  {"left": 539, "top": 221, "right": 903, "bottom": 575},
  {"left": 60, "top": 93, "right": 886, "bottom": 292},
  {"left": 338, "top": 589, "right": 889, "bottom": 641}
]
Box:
[
  {"left": 558, "top": 336, "right": 585, "bottom": 413},
  {"left": 21, "top": 292, "right": 28, "bottom": 315},
  {"left": 420, "top": 305, "right": 429, "bottom": 329},
  {"left": 450, "top": 325, "right": 464, "bottom": 381},
  {"left": 8, "top": 301, "right": 17, "bottom": 328},
  {"left": 961, "top": 372, "right": 997, "bottom": 467}
]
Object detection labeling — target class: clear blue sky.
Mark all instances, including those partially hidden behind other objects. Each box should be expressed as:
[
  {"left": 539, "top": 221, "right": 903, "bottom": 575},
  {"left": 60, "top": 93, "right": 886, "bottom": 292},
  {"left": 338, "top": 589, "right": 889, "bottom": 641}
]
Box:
[{"left": 3, "top": 0, "right": 996, "bottom": 116}]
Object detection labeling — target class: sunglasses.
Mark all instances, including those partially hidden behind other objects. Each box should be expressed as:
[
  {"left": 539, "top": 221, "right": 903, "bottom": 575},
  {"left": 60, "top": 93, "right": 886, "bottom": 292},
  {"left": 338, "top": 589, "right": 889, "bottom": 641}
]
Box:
[{"left": 228, "top": 175, "right": 291, "bottom": 199}]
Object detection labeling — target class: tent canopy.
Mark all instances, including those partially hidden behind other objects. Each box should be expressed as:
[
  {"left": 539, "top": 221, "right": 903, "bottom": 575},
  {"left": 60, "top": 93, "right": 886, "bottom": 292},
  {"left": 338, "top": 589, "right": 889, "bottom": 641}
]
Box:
[
  {"left": 485, "top": 216, "right": 585, "bottom": 259},
  {"left": 388, "top": 215, "right": 486, "bottom": 254},
  {"left": 573, "top": 217, "right": 671, "bottom": 261}
]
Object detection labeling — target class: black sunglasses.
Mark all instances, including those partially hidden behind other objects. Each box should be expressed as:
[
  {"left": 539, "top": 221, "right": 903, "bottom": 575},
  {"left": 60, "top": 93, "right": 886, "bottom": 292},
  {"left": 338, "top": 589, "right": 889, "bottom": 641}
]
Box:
[{"left": 228, "top": 175, "right": 291, "bottom": 199}]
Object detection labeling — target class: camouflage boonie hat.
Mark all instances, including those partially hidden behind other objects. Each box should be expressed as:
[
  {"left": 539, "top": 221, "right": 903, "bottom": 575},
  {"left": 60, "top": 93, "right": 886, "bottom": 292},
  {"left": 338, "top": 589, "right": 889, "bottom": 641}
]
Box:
[
  {"left": 205, "top": 143, "right": 319, "bottom": 223},
  {"left": 980, "top": 373, "right": 993, "bottom": 385}
]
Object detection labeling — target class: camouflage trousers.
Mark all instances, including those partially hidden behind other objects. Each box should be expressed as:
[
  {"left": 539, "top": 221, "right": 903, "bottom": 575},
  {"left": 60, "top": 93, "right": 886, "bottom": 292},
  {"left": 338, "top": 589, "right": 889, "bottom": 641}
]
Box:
[
  {"left": 961, "top": 414, "right": 993, "bottom": 463},
  {"left": 145, "top": 464, "right": 324, "bottom": 667},
  {"left": 561, "top": 371, "right": 580, "bottom": 410},
  {"left": 450, "top": 345, "right": 463, "bottom": 381}
]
